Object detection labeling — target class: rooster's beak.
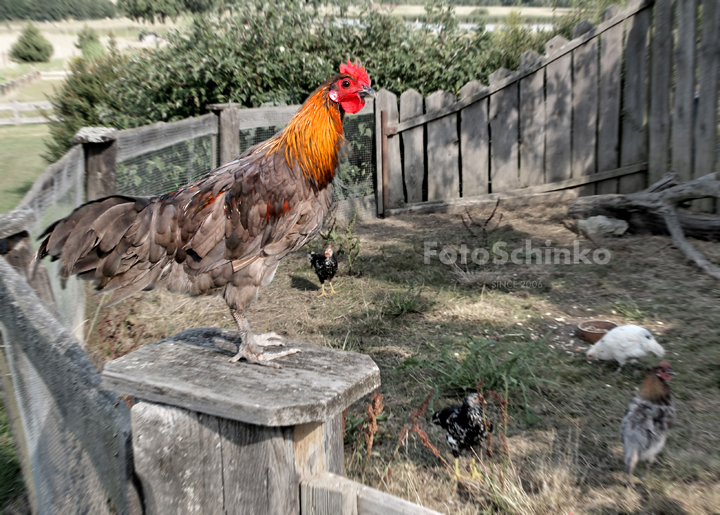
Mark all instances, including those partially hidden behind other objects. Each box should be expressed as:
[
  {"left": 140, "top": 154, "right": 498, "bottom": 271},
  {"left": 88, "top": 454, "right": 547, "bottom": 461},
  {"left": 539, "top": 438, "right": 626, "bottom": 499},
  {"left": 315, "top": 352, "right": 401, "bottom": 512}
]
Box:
[{"left": 360, "top": 86, "right": 376, "bottom": 98}]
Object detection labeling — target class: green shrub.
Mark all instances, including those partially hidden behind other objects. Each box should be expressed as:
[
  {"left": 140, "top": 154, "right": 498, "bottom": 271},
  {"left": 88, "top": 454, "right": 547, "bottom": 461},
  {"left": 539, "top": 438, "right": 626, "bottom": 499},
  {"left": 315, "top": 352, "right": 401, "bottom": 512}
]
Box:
[
  {"left": 75, "top": 25, "right": 106, "bottom": 61},
  {"left": 47, "top": 0, "right": 560, "bottom": 160},
  {"left": 9, "top": 23, "right": 53, "bottom": 63},
  {"left": 45, "top": 53, "right": 127, "bottom": 161}
]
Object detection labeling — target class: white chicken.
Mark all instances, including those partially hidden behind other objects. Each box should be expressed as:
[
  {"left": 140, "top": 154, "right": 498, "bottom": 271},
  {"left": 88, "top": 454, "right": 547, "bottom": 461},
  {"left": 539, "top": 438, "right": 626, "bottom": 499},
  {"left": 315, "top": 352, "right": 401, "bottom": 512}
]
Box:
[{"left": 586, "top": 325, "right": 664, "bottom": 373}]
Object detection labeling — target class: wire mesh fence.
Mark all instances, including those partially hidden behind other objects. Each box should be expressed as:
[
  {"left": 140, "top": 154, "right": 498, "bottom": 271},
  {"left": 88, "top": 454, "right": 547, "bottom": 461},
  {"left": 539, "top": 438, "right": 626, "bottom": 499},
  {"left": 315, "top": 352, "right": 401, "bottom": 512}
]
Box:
[
  {"left": 237, "top": 112, "right": 376, "bottom": 221},
  {"left": 116, "top": 134, "right": 217, "bottom": 196},
  {"left": 24, "top": 145, "right": 86, "bottom": 337}
]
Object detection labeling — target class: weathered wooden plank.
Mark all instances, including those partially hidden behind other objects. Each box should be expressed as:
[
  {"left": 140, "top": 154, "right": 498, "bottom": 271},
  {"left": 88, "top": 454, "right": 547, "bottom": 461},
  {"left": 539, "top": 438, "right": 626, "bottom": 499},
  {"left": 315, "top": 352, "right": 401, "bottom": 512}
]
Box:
[
  {"left": 73, "top": 128, "right": 119, "bottom": 201},
  {"left": 375, "top": 93, "right": 385, "bottom": 215},
  {"left": 384, "top": 163, "right": 647, "bottom": 218},
  {"left": 323, "top": 413, "right": 344, "bottom": 476},
  {"left": 116, "top": 114, "right": 218, "bottom": 163},
  {"left": 132, "top": 402, "right": 224, "bottom": 514},
  {"left": 400, "top": 89, "right": 425, "bottom": 203},
  {"left": 619, "top": 9, "right": 651, "bottom": 194},
  {"left": 221, "top": 418, "right": 297, "bottom": 514},
  {"left": 597, "top": 22, "right": 624, "bottom": 194},
  {"left": 694, "top": 0, "right": 720, "bottom": 178},
  {"left": 377, "top": 90, "right": 403, "bottom": 208},
  {"left": 294, "top": 422, "right": 325, "bottom": 479},
  {"left": 300, "top": 473, "right": 442, "bottom": 515},
  {"left": 572, "top": 37, "right": 598, "bottom": 192},
  {"left": 545, "top": 53, "right": 572, "bottom": 183},
  {"left": 102, "top": 328, "right": 381, "bottom": 427},
  {"left": 357, "top": 484, "right": 442, "bottom": 515},
  {"left": 545, "top": 35, "right": 570, "bottom": 57},
  {"left": 459, "top": 80, "right": 489, "bottom": 196},
  {"left": 426, "top": 90, "right": 460, "bottom": 201},
  {"left": 648, "top": 0, "right": 673, "bottom": 183},
  {"left": 489, "top": 83, "right": 519, "bottom": 193},
  {"left": 385, "top": 1, "right": 655, "bottom": 138},
  {"left": 300, "top": 473, "right": 359, "bottom": 515},
  {"left": 672, "top": 0, "right": 697, "bottom": 182},
  {"left": 519, "top": 69, "right": 545, "bottom": 187}
]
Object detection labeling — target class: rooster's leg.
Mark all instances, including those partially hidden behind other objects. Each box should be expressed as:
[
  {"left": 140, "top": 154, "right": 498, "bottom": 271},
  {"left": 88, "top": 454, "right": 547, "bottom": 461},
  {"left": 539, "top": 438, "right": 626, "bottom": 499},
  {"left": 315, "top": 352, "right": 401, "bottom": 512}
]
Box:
[
  {"left": 329, "top": 282, "right": 337, "bottom": 294},
  {"left": 319, "top": 283, "right": 328, "bottom": 296},
  {"left": 228, "top": 309, "right": 301, "bottom": 368}
]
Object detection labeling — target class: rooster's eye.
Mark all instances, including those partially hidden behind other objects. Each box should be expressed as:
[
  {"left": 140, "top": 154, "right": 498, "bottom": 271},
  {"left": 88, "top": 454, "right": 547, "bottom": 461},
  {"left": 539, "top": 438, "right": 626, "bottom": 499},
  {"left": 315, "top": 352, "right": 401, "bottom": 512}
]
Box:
[{"left": 341, "top": 80, "right": 351, "bottom": 88}]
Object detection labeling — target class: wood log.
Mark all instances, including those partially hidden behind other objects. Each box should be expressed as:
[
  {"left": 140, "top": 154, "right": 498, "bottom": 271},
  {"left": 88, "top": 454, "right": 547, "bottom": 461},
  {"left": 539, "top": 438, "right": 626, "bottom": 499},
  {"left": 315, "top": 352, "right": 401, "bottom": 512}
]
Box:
[{"left": 568, "top": 173, "right": 720, "bottom": 278}]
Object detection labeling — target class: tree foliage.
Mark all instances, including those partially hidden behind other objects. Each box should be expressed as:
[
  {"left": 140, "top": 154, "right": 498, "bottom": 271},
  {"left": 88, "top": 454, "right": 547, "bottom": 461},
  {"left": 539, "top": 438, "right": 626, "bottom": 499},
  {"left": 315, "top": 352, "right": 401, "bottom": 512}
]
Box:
[
  {"left": 0, "top": 0, "right": 116, "bottom": 21},
  {"left": 9, "top": 23, "right": 54, "bottom": 63},
  {"left": 47, "top": 0, "right": 560, "bottom": 160},
  {"left": 75, "top": 25, "right": 106, "bottom": 61},
  {"left": 118, "top": 0, "right": 219, "bottom": 23}
]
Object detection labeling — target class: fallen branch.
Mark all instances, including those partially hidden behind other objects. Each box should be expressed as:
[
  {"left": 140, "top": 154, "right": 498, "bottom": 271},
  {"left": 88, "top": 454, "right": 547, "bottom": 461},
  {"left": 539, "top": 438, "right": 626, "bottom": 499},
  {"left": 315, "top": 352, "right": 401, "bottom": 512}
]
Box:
[{"left": 569, "top": 172, "right": 720, "bottom": 280}]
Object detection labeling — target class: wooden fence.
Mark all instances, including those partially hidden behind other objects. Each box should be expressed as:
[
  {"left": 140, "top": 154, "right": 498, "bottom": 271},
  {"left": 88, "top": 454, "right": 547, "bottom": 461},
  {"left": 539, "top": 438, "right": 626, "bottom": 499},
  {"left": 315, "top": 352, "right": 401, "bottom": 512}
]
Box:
[
  {"left": 376, "top": 0, "right": 720, "bottom": 215},
  {"left": 0, "top": 100, "right": 55, "bottom": 125},
  {"left": 0, "top": 70, "right": 40, "bottom": 97}
]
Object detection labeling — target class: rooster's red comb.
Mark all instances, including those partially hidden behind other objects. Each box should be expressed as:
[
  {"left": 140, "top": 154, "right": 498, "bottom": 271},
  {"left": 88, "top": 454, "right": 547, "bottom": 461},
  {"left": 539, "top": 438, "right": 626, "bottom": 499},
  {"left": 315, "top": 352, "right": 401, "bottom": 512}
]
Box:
[{"left": 340, "top": 59, "right": 371, "bottom": 87}]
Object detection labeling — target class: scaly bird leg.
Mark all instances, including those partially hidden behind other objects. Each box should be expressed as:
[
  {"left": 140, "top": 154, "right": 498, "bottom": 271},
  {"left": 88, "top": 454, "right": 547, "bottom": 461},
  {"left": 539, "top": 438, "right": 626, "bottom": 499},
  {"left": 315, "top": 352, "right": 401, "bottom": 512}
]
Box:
[
  {"left": 319, "top": 283, "right": 328, "bottom": 296},
  {"left": 329, "top": 281, "right": 337, "bottom": 294},
  {"left": 229, "top": 309, "right": 300, "bottom": 368},
  {"left": 471, "top": 459, "right": 482, "bottom": 480}
]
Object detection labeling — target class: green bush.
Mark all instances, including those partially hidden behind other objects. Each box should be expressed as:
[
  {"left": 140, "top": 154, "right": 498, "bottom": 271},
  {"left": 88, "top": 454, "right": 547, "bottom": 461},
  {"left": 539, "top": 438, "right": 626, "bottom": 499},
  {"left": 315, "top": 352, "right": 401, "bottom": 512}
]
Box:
[
  {"left": 9, "top": 23, "right": 53, "bottom": 63},
  {"left": 46, "top": 0, "right": 560, "bottom": 161},
  {"left": 75, "top": 25, "right": 106, "bottom": 61}
]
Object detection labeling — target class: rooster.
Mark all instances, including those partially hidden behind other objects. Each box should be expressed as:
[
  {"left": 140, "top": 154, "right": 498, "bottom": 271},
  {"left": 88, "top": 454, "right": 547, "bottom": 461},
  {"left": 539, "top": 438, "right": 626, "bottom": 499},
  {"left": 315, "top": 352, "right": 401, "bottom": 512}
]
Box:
[
  {"left": 35, "top": 61, "right": 374, "bottom": 367},
  {"left": 308, "top": 244, "right": 338, "bottom": 295},
  {"left": 432, "top": 393, "right": 493, "bottom": 479},
  {"left": 586, "top": 325, "right": 665, "bottom": 373},
  {"left": 620, "top": 361, "right": 675, "bottom": 484}
]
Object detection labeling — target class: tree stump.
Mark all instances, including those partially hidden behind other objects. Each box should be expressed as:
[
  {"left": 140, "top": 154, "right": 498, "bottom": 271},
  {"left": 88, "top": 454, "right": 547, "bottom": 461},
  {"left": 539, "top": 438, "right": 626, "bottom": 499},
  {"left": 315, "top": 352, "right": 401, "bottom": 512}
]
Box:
[{"left": 102, "top": 328, "right": 380, "bottom": 515}]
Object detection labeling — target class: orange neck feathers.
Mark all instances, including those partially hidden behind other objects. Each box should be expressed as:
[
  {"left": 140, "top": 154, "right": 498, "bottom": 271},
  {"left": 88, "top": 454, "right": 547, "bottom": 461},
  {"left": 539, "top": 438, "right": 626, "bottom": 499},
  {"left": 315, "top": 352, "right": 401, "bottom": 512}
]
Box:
[{"left": 266, "top": 85, "right": 343, "bottom": 190}]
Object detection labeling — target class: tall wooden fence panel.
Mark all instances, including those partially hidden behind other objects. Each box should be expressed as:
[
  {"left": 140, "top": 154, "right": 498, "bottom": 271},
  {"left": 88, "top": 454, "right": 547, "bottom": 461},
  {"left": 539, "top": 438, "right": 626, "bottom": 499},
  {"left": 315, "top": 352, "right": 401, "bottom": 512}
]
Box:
[{"left": 380, "top": 0, "right": 720, "bottom": 214}]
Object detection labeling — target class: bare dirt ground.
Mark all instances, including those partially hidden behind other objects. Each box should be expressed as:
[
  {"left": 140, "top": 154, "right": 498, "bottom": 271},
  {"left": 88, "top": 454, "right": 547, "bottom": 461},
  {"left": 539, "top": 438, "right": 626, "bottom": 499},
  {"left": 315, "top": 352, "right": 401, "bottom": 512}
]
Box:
[{"left": 84, "top": 200, "right": 720, "bottom": 514}]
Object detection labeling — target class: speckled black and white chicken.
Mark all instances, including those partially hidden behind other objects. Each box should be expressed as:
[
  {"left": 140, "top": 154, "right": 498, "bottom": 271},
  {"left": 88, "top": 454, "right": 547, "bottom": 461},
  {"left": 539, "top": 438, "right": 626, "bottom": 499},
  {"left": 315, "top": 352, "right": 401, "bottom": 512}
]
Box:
[
  {"left": 432, "top": 393, "right": 493, "bottom": 479},
  {"left": 620, "top": 361, "right": 676, "bottom": 484},
  {"left": 308, "top": 244, "right": 338, "bottom": 296}
]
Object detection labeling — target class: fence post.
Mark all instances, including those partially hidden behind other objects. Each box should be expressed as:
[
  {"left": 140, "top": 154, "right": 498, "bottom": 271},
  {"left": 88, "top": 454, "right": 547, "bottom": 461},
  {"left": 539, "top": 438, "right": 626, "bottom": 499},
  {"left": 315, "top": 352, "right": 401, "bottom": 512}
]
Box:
[
  {"left": 73, "top": 127, "right": 118, "bottom": 201},
  {"left": 209, "top": 104, "right": 241, "bottom": 165},
  {"left": 101, "top": 328, "right": 380, "bottom": 515}
]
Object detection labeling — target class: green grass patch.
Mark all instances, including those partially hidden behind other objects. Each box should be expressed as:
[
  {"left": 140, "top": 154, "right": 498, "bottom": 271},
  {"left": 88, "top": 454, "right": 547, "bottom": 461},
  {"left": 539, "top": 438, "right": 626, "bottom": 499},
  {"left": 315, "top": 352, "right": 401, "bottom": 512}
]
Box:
[
  {"left": 0, "top": 397, "right": 24, "bottom": 509},
  {"left": 0, "top": 124, "right": 50, "bottom": 213},
  {"left": 1, "top": 79, "right": 58, "bottom": 102},
  {"left": 0, "top": 58, "right": 65, "bottom": 83}
]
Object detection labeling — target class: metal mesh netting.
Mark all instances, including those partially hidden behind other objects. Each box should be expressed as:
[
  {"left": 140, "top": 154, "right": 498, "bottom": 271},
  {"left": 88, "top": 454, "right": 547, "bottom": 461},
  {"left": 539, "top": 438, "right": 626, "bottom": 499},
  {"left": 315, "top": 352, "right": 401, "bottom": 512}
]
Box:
[
  {"left": 27, "top": 146, "right": 86, "bottom": 339},
  {"left": 0, "top": 145, "right": 128, "bottom": 513},
  {"left": 238, "top": 112, "right": 376, "bottom": 220},
  {"left": 116, "top": 134, "right": 217, "bottom": 196}
]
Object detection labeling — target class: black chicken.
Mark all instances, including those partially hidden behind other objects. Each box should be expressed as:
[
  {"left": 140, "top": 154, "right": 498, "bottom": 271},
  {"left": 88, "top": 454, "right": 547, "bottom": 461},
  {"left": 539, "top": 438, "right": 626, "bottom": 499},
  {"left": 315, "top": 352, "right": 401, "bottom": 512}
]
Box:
[
  {"left": 620, "top": 361, "right": 676, "bottom": 484},
  {"left": 432, "top": 393, "right": 493, "bottom": 479},
  {"left": 308, "top": 244, "right": 338, "bottom": 296}
]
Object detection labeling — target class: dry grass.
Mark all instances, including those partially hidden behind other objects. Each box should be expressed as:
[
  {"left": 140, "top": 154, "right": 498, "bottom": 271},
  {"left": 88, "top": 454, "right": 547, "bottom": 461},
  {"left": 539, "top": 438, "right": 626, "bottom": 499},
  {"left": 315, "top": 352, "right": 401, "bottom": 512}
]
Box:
[{"left": 82, "top": 201, "right": 720, "bottom": 514}]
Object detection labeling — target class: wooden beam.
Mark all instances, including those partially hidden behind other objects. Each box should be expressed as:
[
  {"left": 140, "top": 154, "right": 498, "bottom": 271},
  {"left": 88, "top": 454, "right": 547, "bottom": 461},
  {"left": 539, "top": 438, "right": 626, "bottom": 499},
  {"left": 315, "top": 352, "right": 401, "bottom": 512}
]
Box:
[
  {"left": 102, "top": 329, "right": 381, "bottom": 427},
  {"left": 384, "top": 163, "right": 647, "bottom": 217}
]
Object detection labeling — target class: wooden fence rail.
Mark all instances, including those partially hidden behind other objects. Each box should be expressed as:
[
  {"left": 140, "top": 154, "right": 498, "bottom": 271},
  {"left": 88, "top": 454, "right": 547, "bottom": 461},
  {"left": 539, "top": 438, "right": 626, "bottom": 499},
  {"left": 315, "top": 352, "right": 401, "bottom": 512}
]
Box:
[
  {"left": 378, "top": 0, "right": 720, "bottom": 215},
  {"left": 0, "top": 100, "right": 55, "bottom": 125}
]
